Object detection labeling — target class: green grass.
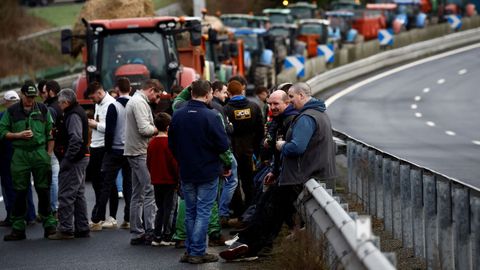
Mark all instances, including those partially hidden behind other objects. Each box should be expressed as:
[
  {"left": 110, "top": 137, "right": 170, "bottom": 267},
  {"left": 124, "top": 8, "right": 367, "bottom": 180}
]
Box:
[
  {"left": 27, "top": 3, "right": 84, "bottom": 27},
  {"left": 27, "top": 1, "right": 179, "bottom": 27}
]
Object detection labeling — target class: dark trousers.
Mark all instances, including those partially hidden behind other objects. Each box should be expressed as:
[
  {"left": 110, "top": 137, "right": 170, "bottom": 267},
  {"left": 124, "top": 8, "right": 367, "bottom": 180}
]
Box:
[
  {"left": 238, "top": 184, "right": 302, "bottom": 256},
  {"left": 91, "top": 152, "right": 132, "bottom": 223},
  {"left": 1, "top": 173, "right": 36, "bottom": 222},
  {"left": 57, "top": 157, "right": 89, "bottom": 233},
  {"left": 153, "top": 184, "right": 176, "bottom": 239},
  {"left": 231, "top": 153, "right": 255, "bottom": 215}
]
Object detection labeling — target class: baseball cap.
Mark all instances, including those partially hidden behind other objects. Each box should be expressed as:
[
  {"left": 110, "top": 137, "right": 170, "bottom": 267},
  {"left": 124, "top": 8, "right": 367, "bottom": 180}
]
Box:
[
  {"left": 3, "top": 90, "right": 20, "bottom": 101},
  {"left": 21, "top": 82, "right": 38, "bottom": 97}
]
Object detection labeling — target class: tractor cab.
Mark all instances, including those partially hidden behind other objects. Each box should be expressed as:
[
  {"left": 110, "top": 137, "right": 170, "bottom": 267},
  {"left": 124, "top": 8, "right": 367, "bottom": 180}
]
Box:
[
  {"left": 61, "top": 17, "right": 202, "bottom": 106},
  {"left": 366, "top": 3, "right": 398, "bottom": 29},
  {"left": 330, "top": 0, "right": 361, "bottom": 11},
  {"left": 263, "top": 8, "right": 293, "bottom": 25},
  {"left": 325, "top": 10, "right": 359, "bottom": 45},
  {"left": 297, "top": 19, "right": 330, "bottom": 58},
  {"left": 265, "top": 24, "right": 303, "bottom": 74},
  {"left": 221, "top": 14, "right": 269, "bottom": 30},
  {"left": 289, "top": 2, "right": 317, "bottom": 20},
  {"left": 393, "top": 0, "right": 428, "bottom": 30}
]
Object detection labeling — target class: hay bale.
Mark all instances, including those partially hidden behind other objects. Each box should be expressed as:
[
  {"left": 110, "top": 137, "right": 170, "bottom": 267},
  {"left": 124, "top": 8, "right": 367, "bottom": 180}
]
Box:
[{"left": 71, "top": 0, "right": 155, "bottom": 57}]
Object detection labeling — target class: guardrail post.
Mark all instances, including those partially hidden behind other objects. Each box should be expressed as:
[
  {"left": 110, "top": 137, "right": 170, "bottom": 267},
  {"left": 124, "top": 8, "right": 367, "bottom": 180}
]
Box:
[
  {"left": 452, "top": 184, "right": 471, "bottom": 270},
  {"left": 400, "top": 164, "right": 413, "bottom": 248},
  {"left": 368, "top": 150, "right": 376, "bottom": 215},
  {"left": 361, "top": 147, "right": 369, "bottom": 210},
  {"left": 411, "top": 168, "right": 425, "bottom": 258},
  {"left": 356, "top": 144, "right": 364, "bottom": 203},
  {"left": 383, "top": 158, "right": 393, "bottom": 234},
  {"left": 375, "top": 154, "right": 384, "bottom": 219},
  {"left": 436, "top": 176, "right": 453, "bottom": 269},
  {"left": 391, "top": 161, "right": 402, "bottom": 240},
  {"left": 471, "top": 193, "right": 480, "bottom": 270},
  {"left": 423, "top": 173, "right": 437, "bottom": 269}
]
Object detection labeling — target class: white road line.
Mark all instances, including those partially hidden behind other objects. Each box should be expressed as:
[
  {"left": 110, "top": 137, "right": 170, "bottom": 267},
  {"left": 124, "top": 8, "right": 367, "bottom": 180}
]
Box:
[
  {"left": 414, "top": 96, "right": 422, "bottom": 101},
  {"left": 325, "top": 43, "right": 480, "bottom": 107},
  {"left": 411, "top": 104, "right": 418, "bottom": 109},
  {"left": 415, "top": 112, "right": 422, "bottom": 118},
  {"left": 445, "top": 130, "right": 456, "bottom": 136},
  {"left": 472, "top": 140, "right": 480, "bottom": 145},
  {"left": 423, "top": 88, "right": 430, "bottom": 93},
  {"left": 437, "top": 78, "right": 445, "bottom": 84},
  {"left": 426, "top": 121, "right": 435, "bottom": 127},
  {"left": 458, "top": 69, "right": 467, "bottom": 75}
]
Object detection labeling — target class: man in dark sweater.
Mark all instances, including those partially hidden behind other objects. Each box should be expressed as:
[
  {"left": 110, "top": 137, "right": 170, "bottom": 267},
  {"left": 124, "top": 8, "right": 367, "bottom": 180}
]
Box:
[
  {"left": 49, "top": 88, "right": 90, "bottom": 240},
  {"left": 169, "top": 79, "right": 231, "bottom": 264}
]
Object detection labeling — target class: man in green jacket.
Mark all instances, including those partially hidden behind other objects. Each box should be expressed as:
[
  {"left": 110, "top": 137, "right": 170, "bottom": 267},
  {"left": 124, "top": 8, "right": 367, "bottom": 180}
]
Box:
[{"left": 0, "top": 82, "right": 57, "bottom": 241}]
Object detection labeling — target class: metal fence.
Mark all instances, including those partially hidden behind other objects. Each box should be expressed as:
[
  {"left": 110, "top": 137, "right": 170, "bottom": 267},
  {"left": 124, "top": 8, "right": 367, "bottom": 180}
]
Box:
[{"left": 334, "top": 129, "right": 480, "bottom": 270}]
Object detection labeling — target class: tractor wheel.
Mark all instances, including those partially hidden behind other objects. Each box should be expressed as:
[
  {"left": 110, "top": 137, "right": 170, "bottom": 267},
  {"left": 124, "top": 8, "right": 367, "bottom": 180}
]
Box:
[{"left": 254, "top": 66, "right": 269, "bottom": 88}]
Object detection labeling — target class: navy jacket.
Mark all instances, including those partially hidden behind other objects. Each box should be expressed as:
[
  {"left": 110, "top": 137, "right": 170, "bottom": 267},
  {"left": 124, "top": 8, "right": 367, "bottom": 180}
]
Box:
[{"left": 169, "top": 100, "right": 229, "bottom": 183}]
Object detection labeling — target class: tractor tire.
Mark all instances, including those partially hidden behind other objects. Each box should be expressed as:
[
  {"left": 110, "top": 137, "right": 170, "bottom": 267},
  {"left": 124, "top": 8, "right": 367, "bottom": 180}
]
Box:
[{"left": 254, "top": 66, "right": 269, "bottom": 88}]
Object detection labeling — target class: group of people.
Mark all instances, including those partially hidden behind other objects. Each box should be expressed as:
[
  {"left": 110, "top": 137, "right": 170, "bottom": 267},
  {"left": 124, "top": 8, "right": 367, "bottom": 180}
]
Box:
[{"left": 0, "top": 75, "right": 336, "bottom": 264}]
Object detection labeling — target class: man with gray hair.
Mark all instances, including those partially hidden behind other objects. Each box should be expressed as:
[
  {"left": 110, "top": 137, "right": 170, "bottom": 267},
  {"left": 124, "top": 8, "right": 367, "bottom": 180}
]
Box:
[{"left": 48, "top": 88, "right": 90, "bottom": 240}]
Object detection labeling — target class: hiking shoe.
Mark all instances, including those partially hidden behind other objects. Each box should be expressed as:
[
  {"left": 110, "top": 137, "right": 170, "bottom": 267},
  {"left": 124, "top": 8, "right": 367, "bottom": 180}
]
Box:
[
  {"left": 209, "top": 234, "right": 227, "bottom": 247},
  {"left": 119, "top": 221, "right": 130, "bottom": 229},
  {"left": 174, "top": 240, "right": 185, "bottom": 249},
  {"left": 179, "top": 252, "right": 190, "bottom": 263},
  {"left": 102, "top": 216, "right": 117, "bottom": 229},
  {"left": 48, "top": 231, "right": 74, "bottom": 240},
  {"left": 74, "top": 230, "right": 90, "bottom": 238},
  {"left": 89, "top": 221, "right": 103, "bottom": 231},
  {"left": 187, "top": 253, "right": 219, "bottom": 264},
  {"left": 44, "top": 226, "right": 57, "bottom": 238},
  {"left": 4, "top": 230, "right": 26, "bottom": 241},
  {"left": 219, "top": 242, "right": 249, "bottom": 261}
]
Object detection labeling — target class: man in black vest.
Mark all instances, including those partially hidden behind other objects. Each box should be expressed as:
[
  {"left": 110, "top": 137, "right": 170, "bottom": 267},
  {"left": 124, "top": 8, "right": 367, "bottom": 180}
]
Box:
[
  {"left": 220, "top": 82, "right": 336, "bottom": 260},
  {"left": 49, "top": 88, "right": 90, "bottom": 240}
]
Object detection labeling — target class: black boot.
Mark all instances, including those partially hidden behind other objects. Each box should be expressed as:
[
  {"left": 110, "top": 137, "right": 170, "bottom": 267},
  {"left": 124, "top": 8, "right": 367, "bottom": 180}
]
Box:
[
  {"left": 4, "top": 229, "right": 26, "bottom": 241},
  {"left": 44, "top": 226, "right": 57, "bottom": 238}
]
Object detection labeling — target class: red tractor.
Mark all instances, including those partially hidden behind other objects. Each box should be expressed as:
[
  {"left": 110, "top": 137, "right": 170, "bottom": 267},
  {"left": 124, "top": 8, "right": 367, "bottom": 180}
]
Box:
[{"left": 61, "top": 16, "right": 203, "bottom": 107}]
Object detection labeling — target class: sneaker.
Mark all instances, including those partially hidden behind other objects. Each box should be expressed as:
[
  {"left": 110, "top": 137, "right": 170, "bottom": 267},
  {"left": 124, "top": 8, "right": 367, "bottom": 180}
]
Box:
[
  {"left": 119, "top": 221, "right": 130, "bottom": 229},
  {"left": 118, "top": 191, "right": 124, "bottom": 199},
  {"left": 44, "top": 226, "right": 57, "bottom": 238},
  {"left": 151, "top": 236, "right": 163, "bottom": 247},
  {"left": 219, "top": 242, "right": 249, "bottom": 261},
  {"left": 225, "top": 234, "right": 239, "bottom": 246},
  {"left": 130, "top": 235, "right": 146, "bottom": 246},
  {"left": 102, "top": 216, "right": 117, "bottom": 229},
  {"left": 48, "top": 231, "right": 74, "bottom": 240},
  {"left": 89, "top": 221, "right": 103, "bottom": 231},
  {"left": 257, "top": 245, "right": 273, "bottom": 257},
  {"left": 187, "top": 253, "right": 219, "bottom": 264},
  {"left": 174, "top": 240, "right": 185, "bottom": 249},
  {"left": 4, "top": 230, "right": 26, "bottom": 241},
  {"left": 160, "top": 240, "right": 175, "bottom": 246}
]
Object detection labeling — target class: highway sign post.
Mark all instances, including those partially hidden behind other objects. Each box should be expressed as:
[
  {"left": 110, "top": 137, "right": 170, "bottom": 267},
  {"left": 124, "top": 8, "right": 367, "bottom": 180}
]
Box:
[
  {"left": 317, "top": 44, "right": 335, "bottom": 63},
  {"left": 285, "top": 55, "right": 305, "bottom": 78},
  {"left": 378, "top": 29, "right": 394, "bottom": 46}
]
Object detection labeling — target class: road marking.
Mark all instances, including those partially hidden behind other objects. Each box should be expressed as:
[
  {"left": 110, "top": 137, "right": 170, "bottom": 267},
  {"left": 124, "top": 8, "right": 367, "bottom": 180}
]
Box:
[
  {"left": 414, "top": 96, "right": 422, "bottom": 101},
  {"left": 445, "top": 130, "right": 456, "bottom": 136},
  {"left": 426, "top": 121, "right": 435, "bottom": 127},
  {"left": 473, "top": 140, "right": 480, "bottom": 145},
  {"left": 411, "top": 104, "right": 418, "bottom": 109},
  {"left": 458, "top": 69, "right": 467, "bottom": 75},
  {"left": 325, "top": 43, "right": 480, "bottom": 107},
  {"left": 437, "top": 78, "right": 445, "bottom": 84},
  {"left": 415, "top": 112, "right": 422, "bottom": 118},
  {"left": 423, "top": 88, "right": 430, "bottom": 93}
]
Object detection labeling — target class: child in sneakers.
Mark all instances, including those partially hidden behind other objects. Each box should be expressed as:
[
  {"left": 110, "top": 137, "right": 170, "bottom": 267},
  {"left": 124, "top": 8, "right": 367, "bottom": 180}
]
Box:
[{"left": 147, "top": 112, "right": 179, "bottom": 246}]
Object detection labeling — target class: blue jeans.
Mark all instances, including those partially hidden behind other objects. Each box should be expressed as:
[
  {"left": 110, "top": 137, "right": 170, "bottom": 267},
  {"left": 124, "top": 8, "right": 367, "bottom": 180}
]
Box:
[
  {"left": 219, "top": 156, "right": 238, "bottom": 217},
  {"left": 116, "top": 170, "right": 123, "bottom": 193},
  {"left": 50, "top": 154, "right": 59, "bottom": 212},
  {"left": 182, "top": 178, "right": 219, "bottom": 256}
]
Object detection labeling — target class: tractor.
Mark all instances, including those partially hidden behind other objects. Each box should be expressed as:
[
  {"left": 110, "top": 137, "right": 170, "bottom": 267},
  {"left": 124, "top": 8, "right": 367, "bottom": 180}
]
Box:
[
  {"left": 232, "top": 28, "right": 275, "bottom": 90},
  {"left": 325, "top": 10, "right": 361, "bottom": 46},
  {"left": 262, "top": 8, "right": 294, "bottom": 25},
  {"left": 289, "top": 2, "right": 317, "bottom": 20},
  {"left": 296, "top": 19, "right": 330, "bottom": 58},
  {"left": 220, "top": 14, "right": 269, "bottom": 30},
  {"left": 265, "top": 24, "right": 305, "bottom": 74},
  {"left": 61, "top": 16, "right": 203, "bottom": 107}
]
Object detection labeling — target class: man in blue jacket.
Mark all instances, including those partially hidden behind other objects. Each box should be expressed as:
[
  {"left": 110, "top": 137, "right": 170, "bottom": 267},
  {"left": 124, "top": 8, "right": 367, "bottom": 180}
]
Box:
[{"left": 168, "top": 79, "right": 231, "bottom": 264}]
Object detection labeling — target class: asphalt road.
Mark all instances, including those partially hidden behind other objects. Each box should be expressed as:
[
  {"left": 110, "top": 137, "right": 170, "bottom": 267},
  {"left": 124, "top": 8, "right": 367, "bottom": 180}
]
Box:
[
  {"left": 326, "top": 45, "right": 480, "bottom": 189},
  {"left": 0, "top": 182, "right": 251, "bottom": 270}
]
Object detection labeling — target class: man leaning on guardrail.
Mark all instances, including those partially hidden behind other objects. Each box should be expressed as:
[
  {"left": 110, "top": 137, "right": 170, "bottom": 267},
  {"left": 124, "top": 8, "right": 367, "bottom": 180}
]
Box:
[{"left": 219, "top": 82, "right": 337, "bottom": 261}]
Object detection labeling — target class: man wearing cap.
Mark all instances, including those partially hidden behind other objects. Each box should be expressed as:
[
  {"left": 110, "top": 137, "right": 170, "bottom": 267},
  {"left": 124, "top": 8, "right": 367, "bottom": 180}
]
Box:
[
  {"left": 0, "top": 90, "right": 37, "bottom": 227},
  {"left": 0, "top": 82, "right": 57, "bottom": 241}
]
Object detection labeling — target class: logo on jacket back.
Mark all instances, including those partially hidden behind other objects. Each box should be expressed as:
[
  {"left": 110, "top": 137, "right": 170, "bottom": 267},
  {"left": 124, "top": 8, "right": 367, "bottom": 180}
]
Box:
[{"left": 233, "top": 108, "right": 251, "bottom": 120}]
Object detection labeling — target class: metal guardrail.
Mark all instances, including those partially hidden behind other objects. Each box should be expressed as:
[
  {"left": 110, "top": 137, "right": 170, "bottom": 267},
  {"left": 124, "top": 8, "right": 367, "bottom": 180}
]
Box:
[
  {"left": 297, "top": 178, "right": 396, "bottom": 270},
  {"left": 333, "top": 129, "right": 480, "bottom": 270}
]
